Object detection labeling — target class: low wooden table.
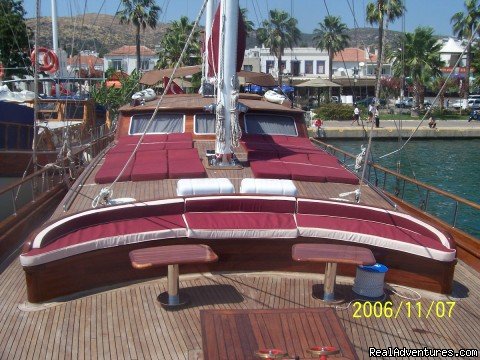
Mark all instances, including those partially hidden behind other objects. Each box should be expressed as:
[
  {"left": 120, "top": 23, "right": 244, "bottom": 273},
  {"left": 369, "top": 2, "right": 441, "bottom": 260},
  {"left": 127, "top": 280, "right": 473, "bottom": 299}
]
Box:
[
  {"left": 201, "top": 308, "right": 358, "bottom": 359},
  {"left": 292, "top": 243, "right": 376, "bottom": 303},
  {"left": 129, "top": 244, "right": 218, "bottom": 308}
]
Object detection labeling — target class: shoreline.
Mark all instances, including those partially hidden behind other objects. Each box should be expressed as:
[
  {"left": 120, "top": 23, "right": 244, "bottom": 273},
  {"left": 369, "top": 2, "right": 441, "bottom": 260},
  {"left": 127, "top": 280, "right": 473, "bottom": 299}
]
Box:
[{"left": 311, "top": 119, "right": 480, "bottom": 139}]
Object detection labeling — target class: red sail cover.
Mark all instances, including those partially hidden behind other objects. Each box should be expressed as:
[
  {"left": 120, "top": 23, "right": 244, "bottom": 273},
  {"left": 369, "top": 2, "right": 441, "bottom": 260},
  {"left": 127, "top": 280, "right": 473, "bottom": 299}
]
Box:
[
  {"left": 207, "top": 5, "right": 247, "bottom": 77},
  {"left": 163, "top": 77, "right": 185, "bottom": 94}
]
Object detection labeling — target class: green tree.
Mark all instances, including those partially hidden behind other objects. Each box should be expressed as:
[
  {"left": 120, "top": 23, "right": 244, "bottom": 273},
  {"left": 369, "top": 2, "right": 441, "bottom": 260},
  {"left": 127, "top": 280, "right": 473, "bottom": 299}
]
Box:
[
  {"left": 471, "top": 42, "right": 480, "bottom": 90},
  {"left": 116, "top": 0, "right": 161, "bottom": 72},
  {"left": 366, "top": 0, "right": 405, "bottom": 84},
  {"left": 240, "top": 8, "right": 255, "bottom": 36},
  {"left": 0, "top": 0, "right": 31, "bottom": 78},
  {"left": 451, "top": 0, "right": 480, "bottom": 98},
  {"left": 313, "top": 15, "right": 350, "bottom": 100},
  {"left": 156, "top": 16, "right": 201, "bottom": 69},
  {"left": 390, "top": 27, "right": 443, "bottom": 109},
  {"left": 256, "top": 9, "right": 301, "bottom": 85}
]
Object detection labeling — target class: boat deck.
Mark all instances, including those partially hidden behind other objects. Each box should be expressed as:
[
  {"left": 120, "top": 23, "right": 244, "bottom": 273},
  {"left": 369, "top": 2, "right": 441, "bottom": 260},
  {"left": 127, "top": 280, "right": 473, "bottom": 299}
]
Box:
[
  {"left": 53, "top": 140, "right": 393, "bottom": 219},
  {"left": 0, "top": 254, "right": 478, "bottom": 359}
]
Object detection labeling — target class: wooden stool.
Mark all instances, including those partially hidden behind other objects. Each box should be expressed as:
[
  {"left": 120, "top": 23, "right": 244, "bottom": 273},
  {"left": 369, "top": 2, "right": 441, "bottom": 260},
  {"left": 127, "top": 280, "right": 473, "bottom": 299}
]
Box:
[
  {"left": 129, "top": 244, "right": 218, "bottom": 308},
  {"left": 292, "top": 243, "right": 375, "bottom": 303}
]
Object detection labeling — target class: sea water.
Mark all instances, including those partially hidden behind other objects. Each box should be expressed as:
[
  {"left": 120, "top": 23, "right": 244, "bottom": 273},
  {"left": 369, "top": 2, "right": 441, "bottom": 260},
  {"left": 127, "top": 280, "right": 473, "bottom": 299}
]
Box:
[{"left": 328, "top": 138, "right": 480, "bottom": 239}]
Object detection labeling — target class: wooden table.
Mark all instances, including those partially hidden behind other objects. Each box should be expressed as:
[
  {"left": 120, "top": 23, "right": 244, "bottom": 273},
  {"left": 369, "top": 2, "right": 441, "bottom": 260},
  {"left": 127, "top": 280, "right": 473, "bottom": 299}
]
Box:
[
  {"left": 292, "top": 243, "right": 376, "bottom": 303},
  {"left": 129, "top": 244, "right": 218, "bottom": 308},
  {"left": 201, "top": 308, "right": 358, "bottom": 359}
]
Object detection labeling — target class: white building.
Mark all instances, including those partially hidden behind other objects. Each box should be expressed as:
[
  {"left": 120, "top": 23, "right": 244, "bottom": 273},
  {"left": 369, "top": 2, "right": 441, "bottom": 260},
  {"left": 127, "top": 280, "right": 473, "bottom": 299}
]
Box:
[
  {"left": 245, "top": 46, "right": 330, "bottom": 79},
  {"left": 104, "top": 45, "right": 156, "bottom": 75}
]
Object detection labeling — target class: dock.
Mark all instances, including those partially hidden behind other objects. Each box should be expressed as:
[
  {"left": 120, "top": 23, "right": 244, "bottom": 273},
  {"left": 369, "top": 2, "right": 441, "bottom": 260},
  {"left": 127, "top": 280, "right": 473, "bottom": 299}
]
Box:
[{"left": 313, "top": 120, "right": 480, "bottom": 139}]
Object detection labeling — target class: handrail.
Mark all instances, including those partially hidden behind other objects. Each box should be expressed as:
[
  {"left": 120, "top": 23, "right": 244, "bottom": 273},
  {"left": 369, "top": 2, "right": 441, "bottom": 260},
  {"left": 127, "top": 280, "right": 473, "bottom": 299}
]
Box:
[
  {"left": 311, "top": 138, "right": 480, "bottom": 234},
  {"left": 0, "top": 130, "right": 114, "bottom": 220}
]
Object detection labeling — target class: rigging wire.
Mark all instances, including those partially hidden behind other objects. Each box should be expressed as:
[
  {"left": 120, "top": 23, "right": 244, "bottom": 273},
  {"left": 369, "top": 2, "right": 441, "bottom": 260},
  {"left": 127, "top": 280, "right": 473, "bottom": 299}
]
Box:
[
  {"left": 378, "top": 20, "right": 480, "bottom": 160},
  {"left": 92, "top": 0, "right": 210, "bottom": 206}
]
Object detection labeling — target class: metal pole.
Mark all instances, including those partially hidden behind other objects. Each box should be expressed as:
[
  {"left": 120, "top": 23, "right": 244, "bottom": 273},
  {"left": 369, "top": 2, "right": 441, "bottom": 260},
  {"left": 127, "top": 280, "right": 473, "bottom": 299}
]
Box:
[
  {"left": 33, "top": 0, "right": 40, "bottom": 176},
  {"left": 51, "top": 0, "right": 60, "bottom": 97}
]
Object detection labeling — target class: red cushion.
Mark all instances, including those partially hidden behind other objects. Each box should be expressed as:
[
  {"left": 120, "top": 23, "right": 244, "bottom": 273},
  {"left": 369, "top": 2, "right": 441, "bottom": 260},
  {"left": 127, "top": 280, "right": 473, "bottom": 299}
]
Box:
[
  {"left": 308, "top": 153, "right": 340, "bottom": 166},
  {"left": 242, "top": 142, "right": 277, "bottom": 152},
  {"left": 118, "top": 134, "right": 168, "bottom": 144},
  {"left": 164, "top": 141, "right": 193, "bottom": 150},
  {"left": 285, "top": 163, "right": 327, "bottom": 182},
  {"left": 241, "top": 134, "right": 265, "bottom": 143},
  {"left": 250, "top": 160, "right": 291, "bottom": 179},
  {"left": 296, "top": 214, "right": 451, "bottom": 252},
  {"left": 167, "top": 133, "right": 192, "bottom": 142},
  {"left": 185, "top": 196, "right": 296, "bottom": 213},
  {"left": 247, "top": 150, "right": 278, "bottom": 161},
  {"left": 95, "top": 152, "right": 135, "bottom": 184},
  {"left": 131, "top": 150, "right": 168, "bottom": 181},
  {"left": 319, "top": 166, "right": 359, "bottom": 184},
  {"left": 168, "top": 158, "right": 206, "bottom": 179},
  {"left": 185, "top": 212, "right": 297, "bottom": 230},
  {"left": 27, "top": 214, "right": 186, "bottom": 256},
  {"left": 279, "top": 153, "right": 310, "bottom": 164},
  {"left": 167, "top": 148, "right": 200, "bottom": 160}
]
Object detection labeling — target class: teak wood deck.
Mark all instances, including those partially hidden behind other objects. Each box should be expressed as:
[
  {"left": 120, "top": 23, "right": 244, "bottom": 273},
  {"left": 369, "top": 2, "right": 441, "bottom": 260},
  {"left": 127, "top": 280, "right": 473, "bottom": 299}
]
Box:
[{"left": 0, "top": 255, "right": 479, "bottom": 359}]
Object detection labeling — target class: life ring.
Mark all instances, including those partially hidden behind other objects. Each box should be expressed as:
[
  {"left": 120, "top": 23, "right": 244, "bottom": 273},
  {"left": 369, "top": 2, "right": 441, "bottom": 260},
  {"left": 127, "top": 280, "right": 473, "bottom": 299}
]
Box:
[
  {"left": 0, "top": 63, "right": 4, "bottom": 78},
  {"left": 30, "top": 47, "right": 59, "bottom": 73}
]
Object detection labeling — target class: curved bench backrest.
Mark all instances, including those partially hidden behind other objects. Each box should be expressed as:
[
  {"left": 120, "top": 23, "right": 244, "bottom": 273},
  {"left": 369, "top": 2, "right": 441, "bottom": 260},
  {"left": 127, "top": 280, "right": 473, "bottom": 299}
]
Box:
[{"left": 185, "top": 196, "right": 296, "bottom": 214}]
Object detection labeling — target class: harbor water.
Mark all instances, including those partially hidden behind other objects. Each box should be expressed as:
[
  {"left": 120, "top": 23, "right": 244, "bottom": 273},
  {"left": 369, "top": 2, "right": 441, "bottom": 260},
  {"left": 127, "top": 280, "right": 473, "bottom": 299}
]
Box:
[{"left": 328, "top": 138, "right": 480, "bottom": 239}]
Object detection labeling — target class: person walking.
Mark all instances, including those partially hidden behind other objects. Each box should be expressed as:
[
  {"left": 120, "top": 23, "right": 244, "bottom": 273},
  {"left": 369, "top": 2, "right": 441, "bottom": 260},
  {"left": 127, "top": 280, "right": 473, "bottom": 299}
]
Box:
[
  {"left": 368, "top": 103, "right": 374, "bottom": 122},
  {"left": 374, "top": 108, "right": 380, "bottom": 128},
  {"left": 351, "top": 104, "right": 360, "bottom": 125}
]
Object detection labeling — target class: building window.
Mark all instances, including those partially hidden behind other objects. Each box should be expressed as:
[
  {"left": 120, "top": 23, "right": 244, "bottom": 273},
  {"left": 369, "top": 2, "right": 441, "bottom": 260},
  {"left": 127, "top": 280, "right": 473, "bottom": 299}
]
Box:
[
  {"left": 111, "top": 59, "right": 123, "bottom": 71},
  {"left": 130, "top": 113, "right": 185, "bottom": 134},
  {"left": 266, "top": 60, "right": 274, "bottom": 74},
  {"left": 243, "top": 65, "right": 253, "bottom": 71},
  {"left": 305, "top": 61, "right": 313, "bottom": 74},
  {"left": 316, "top": 61, "right": 325, "bottom": 74},
  {"left": 140, "top": 60, "right": 150, "bottom": 70}
]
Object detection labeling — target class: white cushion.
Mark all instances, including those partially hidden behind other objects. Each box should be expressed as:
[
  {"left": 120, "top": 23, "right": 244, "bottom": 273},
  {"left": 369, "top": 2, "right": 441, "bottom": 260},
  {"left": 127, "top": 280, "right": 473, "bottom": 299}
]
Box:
[
  {"left": 176, "top": 178, "right": 235, "bottom": 196},
  {"left": 240, "top": 178, "right": 298, "bottom": 196}
]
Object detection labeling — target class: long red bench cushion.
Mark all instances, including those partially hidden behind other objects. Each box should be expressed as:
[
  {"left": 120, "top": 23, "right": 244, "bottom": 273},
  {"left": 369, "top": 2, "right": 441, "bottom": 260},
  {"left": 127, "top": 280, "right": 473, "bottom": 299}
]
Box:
[
  {"left": 185, "top": 196, "right": 296, "bottom": 213},
  {"left": 21, "top": 214, "right": 186, "bottom": 266},
  {"left": 308, "top": 153, "right": 340, "bottom": 166},
  {"left": 296, "top": 214, "right": 455, "bottom": 261},
  {"left": 131, "top": 150, "right": 168, "bottom": 181},
  {"left": 250, "top": 160, "right": 291, "bottom": 179},
  {"left": 279, "top": 153, "right": 310, "bottom": 164},
  {"left": 164, "top": 141, "right": 193, "bottom": 150},
  {"left": 185, "top": 212, "right": 298, "bottom": 239},
  {"left": 95, "top": 152, "right": 135, "bottom": 184},
  {"left": 168, "top": 158, "right": 206, "bottom": 179}
]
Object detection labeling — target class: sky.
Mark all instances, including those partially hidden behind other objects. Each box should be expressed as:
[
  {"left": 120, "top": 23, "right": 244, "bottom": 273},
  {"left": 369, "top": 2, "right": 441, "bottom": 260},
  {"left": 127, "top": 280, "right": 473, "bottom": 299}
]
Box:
[{"left": 22, "top": 0, "right": 465, "bottom": 37}]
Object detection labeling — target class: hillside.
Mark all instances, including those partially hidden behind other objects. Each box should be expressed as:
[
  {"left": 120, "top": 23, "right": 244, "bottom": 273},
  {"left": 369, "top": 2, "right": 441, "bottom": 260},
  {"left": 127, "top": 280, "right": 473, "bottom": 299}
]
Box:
[{"left": 27, "top": 14, "right": 403, "bottom": 56}]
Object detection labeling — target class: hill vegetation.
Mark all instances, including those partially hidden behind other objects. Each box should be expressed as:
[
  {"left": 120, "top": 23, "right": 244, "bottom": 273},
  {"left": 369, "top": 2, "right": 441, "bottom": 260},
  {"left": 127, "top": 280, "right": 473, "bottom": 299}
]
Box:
[{"left": 27, "top": 14, "right": 403, "bottom": 57}]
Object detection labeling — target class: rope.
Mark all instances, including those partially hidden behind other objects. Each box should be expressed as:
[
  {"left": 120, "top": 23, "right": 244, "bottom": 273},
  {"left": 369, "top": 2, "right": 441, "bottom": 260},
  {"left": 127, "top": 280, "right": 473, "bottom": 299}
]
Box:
[
  {"left": 91, "top": 0, "right": 209, "bottom": 206},
  {"left": 230, "top": 89, "right": 242, "bottom": 148},
  {"left": 92, "top": 187, "right": 113, "bottom": 208},
  {"left": 354, "top": 145, "right": 366, "bottom": 171}
]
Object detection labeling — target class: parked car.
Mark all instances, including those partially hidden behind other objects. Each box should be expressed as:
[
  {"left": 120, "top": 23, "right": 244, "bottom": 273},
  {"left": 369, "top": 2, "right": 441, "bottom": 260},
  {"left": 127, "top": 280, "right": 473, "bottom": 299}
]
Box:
[
  {"left": 356, "top": 97, "right": 386, "bottom": 107},
  {"left": 450, "top": 99, "right": 464, "bottom": 109},
  {"left": 468, "top": 99, "right": 480, "bottom": 110},
  {"left": 395, "top": 97, "right": 413, "bottom": 108}
]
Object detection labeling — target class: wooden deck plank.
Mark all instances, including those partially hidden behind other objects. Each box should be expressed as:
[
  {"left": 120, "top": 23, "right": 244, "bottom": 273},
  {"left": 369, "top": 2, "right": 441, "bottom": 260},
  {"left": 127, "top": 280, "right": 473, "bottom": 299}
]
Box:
[{"left": 0, "top": 253, "right": 478, "bottom": 359}]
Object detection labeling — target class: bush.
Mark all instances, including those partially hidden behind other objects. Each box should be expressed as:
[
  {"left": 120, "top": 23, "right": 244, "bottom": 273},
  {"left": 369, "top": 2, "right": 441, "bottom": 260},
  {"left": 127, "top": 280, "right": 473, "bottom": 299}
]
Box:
[{"left": 314, "top": 103, "right": 356, "bottom": 121}]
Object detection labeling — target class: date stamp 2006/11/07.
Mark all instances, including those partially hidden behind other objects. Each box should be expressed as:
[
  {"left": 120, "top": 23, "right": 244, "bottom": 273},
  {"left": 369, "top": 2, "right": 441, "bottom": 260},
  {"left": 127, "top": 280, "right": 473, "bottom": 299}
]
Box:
[{"left": 352, "top": 301, "right": 456, "bottom": 319}]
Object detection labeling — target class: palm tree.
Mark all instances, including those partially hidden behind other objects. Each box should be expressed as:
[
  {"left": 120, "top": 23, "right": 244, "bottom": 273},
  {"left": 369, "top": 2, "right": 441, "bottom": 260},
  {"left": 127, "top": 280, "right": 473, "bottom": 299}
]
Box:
[
  {"left": 313, "top": 15, "right": 350, "bottom": 100},
  {"left": 366, "top": 0, "right": 405, "bottom": 79},
  {"left": 451, "top": 0, "right": 480, "bottom": 98},
  {"left": 390, "top": 27, "right": 443, "bottom": 109},
  {"left": 156, "top": 16, "right": 201, "bottom": 69},
  {"left": 256, "top": 9, "right": 301, "bottom": 85},
  {"left": 117, "top": 0, "right": 161, "bottom": 72},
  {"left": 240, "top": 8, "right": 255, "bottom": 36}
]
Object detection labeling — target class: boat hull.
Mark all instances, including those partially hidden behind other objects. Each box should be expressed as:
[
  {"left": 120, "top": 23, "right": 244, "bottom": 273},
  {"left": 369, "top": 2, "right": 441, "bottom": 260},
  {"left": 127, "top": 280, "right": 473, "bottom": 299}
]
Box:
[{"left": 23, "top": 237, "right": 455, "bottom": 303}]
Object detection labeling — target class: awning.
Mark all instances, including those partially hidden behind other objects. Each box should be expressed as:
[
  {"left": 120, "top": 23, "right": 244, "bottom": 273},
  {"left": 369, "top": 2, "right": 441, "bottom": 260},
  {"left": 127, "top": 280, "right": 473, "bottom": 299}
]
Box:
[
  {"left": 296, "top": 78, "right": 341, "bottom": 88},
  {"left": 140, "top": 67, "right": 277, "bottom": 87},
  {"left": 237, "top": 71, "right": 276, "bottom": 86},
  {"left": 139, "top": 65, "right": 202, "bottom": 85}
]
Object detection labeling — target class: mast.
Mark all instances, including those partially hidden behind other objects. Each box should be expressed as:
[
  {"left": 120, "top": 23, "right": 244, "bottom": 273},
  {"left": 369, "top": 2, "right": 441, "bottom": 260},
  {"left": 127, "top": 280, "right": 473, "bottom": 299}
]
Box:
[
  {"left": 215, "top": 0, "right": 239, "bottom": 164},
  {"left": 51, "top": 0, "right": 60, "bottom": 97},
  {"left": 32, "top": 0, "right": 40, "bottom": 174}
]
